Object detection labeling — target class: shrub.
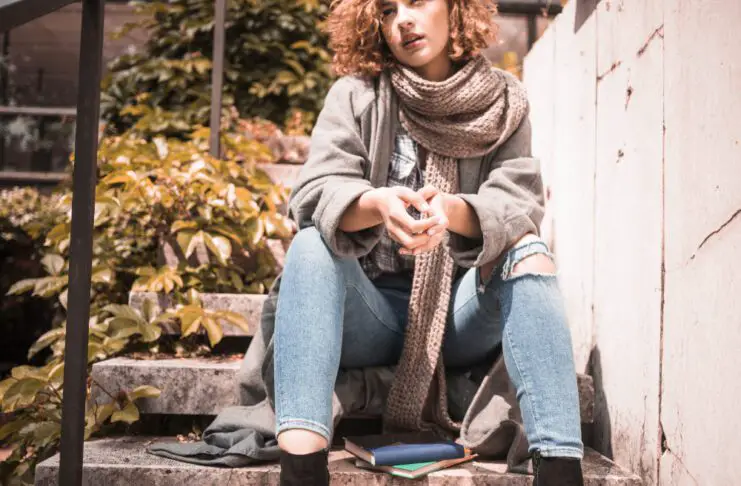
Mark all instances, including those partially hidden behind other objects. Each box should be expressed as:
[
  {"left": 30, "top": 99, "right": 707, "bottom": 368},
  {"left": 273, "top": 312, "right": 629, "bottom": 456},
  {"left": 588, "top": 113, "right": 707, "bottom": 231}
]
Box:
[
  {"left": 101, "top": 0, "right": 334, "bottom": 137},
  {"left": 0, "top": 124, "right": 294, "bottom": 484}
]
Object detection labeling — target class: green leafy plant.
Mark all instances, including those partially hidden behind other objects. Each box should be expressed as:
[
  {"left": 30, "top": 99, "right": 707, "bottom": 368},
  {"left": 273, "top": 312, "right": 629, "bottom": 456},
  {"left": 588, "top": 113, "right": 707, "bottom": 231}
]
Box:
[
  {"left": 0, "top": 123, "right": 294, "bottom": 484},
  {"left": 101, "top": 0, "right": 334, "bottom": 137}
]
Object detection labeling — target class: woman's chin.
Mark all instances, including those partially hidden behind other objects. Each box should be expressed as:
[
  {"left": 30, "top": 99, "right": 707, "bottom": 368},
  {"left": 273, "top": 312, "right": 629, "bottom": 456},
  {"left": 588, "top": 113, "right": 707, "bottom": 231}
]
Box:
[{"left": 398, "top": 52, "right": 435, "bottom": 69}]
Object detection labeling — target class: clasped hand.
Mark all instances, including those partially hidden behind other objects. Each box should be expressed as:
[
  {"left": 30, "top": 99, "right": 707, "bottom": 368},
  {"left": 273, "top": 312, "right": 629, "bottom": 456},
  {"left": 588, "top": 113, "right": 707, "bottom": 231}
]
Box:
[{"left": 371, "top": 185, "right": 450, "bottom": 256}]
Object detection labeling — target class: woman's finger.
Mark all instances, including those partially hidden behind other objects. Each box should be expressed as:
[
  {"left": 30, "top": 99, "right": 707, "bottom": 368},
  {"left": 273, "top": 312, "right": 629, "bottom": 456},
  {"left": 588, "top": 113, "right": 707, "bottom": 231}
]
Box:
[
  {"left": 417, "top": 185, "right": 439, "bottom": 202},
  {"left": 388, "top": 223, "right": 430, "bottom": 250},
  {"left": 389, "top": 207, "right": 440, "bottom": 235},
  {"left": 413, "top": 233, "right": 446, "bottom": 255},
  {"left": 395, "top": 187, "right": 432, "bottom": 214}
]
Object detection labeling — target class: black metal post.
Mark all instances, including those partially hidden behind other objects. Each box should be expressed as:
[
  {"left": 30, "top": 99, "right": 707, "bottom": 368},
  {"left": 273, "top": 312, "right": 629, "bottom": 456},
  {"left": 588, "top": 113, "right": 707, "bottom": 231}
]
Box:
[
  {"left": 526, "top": 13, "right": 538, "bottom": 49},
  {"left": 0, "top": 31, "right": 9, "bottom": 170},
  {"left": 58, "top": 0, "right": 105, "bottom": 484},
  {"left": 209, "top": 0, "right": 226, "bottom": 158}
]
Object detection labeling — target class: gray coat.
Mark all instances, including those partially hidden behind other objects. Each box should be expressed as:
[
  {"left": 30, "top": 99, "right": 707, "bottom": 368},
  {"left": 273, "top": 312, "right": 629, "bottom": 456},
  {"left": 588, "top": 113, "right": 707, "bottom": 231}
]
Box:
[{"left": 148, "top": 70, "right": 544, "bottom": 473}]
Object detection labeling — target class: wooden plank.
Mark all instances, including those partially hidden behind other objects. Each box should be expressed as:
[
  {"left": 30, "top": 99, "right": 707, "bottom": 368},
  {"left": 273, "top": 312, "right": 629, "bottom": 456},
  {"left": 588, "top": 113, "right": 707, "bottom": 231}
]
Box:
[
  {"left": 522, "top": 18, "right": 557, "bottom": 259},
  {"left": 548, "top": 0, "right": 597, "bottom": 373},
  {"left": 592, "top": 0, "right": 664, "bottom": 483},
  {"left": 0, "top": 170, "right": 68, "bottom": 183},
  {"left": 0, "top": 106, "right": 76, "bottom": 116},
  {"left": 496, "top": 0, "right": 562, "bottom": 15},
  {"left": 661, "top": 1, "right": 741, "bottom": 485}
]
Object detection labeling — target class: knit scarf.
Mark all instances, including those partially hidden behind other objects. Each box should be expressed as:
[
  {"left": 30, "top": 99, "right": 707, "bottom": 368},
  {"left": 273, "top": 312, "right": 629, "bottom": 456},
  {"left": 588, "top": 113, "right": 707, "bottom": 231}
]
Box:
[{"left": 383, "top": 54, "right": 529, "bottom": 433}]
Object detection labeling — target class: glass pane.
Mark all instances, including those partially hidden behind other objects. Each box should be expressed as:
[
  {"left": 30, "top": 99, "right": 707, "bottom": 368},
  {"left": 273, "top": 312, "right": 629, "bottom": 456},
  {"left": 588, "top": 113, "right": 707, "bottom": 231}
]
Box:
[{"left": 0, "top": 3, "right": 146, "bottom": 176}]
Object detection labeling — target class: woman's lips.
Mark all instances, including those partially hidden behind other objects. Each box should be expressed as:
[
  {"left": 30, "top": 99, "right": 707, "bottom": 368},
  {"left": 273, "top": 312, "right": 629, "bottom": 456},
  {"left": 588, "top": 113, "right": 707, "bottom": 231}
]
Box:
[{"left": 402, "top": 36, "right": 425, "bottom": 50}]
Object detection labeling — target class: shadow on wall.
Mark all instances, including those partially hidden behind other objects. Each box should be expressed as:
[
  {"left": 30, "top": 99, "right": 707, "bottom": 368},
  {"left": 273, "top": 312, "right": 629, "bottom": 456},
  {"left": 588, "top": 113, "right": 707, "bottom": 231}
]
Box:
[
  {"left": 588, "top": 345, "right": 614, "bottom": 459},
  {"left": 574, "top": 0, "right": 601, "bottom": 33}
]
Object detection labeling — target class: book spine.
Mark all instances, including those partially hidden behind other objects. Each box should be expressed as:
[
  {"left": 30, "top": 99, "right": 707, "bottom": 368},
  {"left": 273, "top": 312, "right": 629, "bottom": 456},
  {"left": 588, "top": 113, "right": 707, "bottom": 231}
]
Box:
[{"left": 371, "top": 443, "right": 466, "bottom": 466}]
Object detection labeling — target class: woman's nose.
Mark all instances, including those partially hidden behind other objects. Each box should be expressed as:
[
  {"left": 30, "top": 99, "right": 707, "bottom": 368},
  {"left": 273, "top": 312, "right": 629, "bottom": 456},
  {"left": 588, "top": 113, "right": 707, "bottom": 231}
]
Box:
[{"left": 396, "top": 7, "right": 414, "bottom": 29}]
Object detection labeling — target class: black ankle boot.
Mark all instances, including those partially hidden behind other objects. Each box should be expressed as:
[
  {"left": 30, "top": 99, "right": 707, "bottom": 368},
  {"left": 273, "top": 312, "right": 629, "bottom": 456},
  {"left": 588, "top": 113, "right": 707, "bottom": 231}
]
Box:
[
  {"left": 533, "top": 451, "right": 584, "bottom": 486},
  {"left": 279, "top": 449, "right": 330, "bottom": 486}
]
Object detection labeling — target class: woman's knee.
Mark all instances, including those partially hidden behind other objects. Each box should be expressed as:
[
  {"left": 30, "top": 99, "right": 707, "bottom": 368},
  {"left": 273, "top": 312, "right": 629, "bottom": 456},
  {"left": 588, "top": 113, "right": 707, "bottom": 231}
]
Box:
[
  {"left": 285, "top": 227, "right": 358, "bottom": 278},
  {"left": 284, "top": 227, "right": 336, "bottom": 269},
  {"left": 503, "top": 234, "right": 557, "bottom": 281}
]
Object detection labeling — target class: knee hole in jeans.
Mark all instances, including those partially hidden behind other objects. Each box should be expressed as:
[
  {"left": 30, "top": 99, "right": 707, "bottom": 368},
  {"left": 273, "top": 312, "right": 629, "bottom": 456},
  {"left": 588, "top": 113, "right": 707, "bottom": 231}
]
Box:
[{"left": 509, "top": 253, "right": 557, "bottom": 278}]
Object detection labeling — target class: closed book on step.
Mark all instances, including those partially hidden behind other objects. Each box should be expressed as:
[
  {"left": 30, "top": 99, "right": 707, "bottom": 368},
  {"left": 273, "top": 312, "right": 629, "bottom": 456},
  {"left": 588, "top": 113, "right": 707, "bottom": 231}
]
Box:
[
  {"left": 343, "top": 431, "right": 469, "bottom": 466},
  {"left": 354, "top": 454, "right": 477, "bottom": 479}
]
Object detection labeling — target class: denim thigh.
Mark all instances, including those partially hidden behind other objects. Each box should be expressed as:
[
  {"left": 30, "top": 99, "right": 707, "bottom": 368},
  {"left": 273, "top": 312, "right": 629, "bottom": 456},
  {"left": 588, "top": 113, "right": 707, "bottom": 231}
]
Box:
[{"left": 442, "top": 238, "right": 555, "bottom": 368}]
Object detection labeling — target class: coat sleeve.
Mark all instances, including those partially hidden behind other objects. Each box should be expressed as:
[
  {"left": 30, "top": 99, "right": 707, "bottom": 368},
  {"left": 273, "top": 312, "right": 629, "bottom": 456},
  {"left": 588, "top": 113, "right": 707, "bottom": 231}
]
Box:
[
  {"left": 446, "top": 115, "right": 546, "bottom": 268},
  {"left": 287, "top": 77, "right": 384, "bottom": 258}
]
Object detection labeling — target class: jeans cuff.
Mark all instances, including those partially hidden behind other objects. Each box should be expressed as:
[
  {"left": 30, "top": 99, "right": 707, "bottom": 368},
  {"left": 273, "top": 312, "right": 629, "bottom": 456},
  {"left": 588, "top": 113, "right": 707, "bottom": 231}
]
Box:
[
  {"left": 535, "top": 446, "right": 584, "bottom": 459},
  {"left": 276, "top": 418, "right": 332, "bottom": 442}
]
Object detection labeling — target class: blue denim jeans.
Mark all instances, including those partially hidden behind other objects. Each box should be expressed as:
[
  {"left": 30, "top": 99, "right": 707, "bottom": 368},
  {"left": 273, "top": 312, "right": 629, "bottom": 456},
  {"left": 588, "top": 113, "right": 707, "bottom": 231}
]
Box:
[{"left": 274, "top": 227, "right": 583, "bottom": 459}]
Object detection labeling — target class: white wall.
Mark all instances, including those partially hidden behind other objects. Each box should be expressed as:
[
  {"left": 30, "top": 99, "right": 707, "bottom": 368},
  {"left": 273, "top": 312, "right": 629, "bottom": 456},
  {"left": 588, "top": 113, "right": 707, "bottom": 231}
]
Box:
[
  {"left": 661, "top": 1, "right": 741, "bottom": 485},
  {"left": 524, "top": 1, "right": 741, "bottom": 484}
]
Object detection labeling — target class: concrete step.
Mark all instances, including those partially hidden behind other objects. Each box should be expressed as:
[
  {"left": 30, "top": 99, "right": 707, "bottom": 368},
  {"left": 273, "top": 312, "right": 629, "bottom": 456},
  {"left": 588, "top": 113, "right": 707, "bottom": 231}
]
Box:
[
  {"left": 90, "top": 357, "right": 595, "bottom": 423},
  {"left": 34, "top": 436, "right": 642, "bottom": 485},
  {"left": 258, "top": 162, "right": 302, "bottom": 188},
  {"left": 128, "top": 292, "right": 265, "bottom": 337}
]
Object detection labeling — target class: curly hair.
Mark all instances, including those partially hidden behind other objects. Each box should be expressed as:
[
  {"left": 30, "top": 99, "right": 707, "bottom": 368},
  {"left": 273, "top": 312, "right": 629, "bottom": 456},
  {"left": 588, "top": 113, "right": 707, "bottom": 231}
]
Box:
[{"left": 326, "top": 0, "right": 499, "bottom": 77}]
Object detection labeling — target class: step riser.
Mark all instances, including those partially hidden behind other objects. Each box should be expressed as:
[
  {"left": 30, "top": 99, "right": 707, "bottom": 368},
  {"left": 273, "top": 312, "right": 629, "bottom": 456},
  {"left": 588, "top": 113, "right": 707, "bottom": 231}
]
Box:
[
  {"left": 91, "top": 358, "right": 595, "bottom": 423},
  {"left": 91, "top": 359, "right": 241, "bottom": 415},
  {"left": 128, "top": 292, "right": 265, "bottom": 337}
]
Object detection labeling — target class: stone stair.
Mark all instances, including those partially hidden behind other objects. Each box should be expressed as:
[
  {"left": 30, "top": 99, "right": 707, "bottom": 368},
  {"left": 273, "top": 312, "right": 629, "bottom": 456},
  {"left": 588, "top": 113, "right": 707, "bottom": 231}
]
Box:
[
  {"left": 87, "top": 356, "right": 597, "bottom": 421},
  {"left": 33, "top": 163, "right": 642, "bottom": 485},
  {"left": 34, "top": 436, "right": 641, "bottom": 485}
]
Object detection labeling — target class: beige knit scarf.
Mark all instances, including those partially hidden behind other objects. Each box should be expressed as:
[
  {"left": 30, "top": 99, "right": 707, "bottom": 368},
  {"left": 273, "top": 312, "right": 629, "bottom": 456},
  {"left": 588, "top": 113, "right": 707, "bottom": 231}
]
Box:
[{"left": 382, "top": 54, "right": 529, "bottom": 433}]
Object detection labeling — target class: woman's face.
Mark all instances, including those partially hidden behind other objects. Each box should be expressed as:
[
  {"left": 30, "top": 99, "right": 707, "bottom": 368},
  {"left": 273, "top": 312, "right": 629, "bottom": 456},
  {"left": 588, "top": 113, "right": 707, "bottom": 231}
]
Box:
[{"left": 380, "top": 0, "right": 452, "bottom": 81}]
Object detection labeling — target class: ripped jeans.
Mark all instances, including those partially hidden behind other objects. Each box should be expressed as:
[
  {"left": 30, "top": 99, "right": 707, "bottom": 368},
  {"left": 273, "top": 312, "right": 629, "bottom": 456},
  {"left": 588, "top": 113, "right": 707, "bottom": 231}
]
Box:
[{"left": 274, "top": 227, "right": 584, "bottom": 459}]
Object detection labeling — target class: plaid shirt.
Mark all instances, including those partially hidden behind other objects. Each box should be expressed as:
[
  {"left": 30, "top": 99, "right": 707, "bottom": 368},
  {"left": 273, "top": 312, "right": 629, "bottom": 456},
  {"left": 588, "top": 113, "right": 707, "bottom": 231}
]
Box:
[{"left": 360, "top": 125, "right": 425, "bottom": 280}]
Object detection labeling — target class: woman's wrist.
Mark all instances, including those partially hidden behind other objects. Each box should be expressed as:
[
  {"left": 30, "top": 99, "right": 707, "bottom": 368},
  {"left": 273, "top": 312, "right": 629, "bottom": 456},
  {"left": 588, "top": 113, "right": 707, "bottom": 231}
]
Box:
[
  {"left": 339, "top": 189, "right": 385, "bottom": 232},
  {"left": 443, "top": 194, "right": 482, "bottom": 239}
]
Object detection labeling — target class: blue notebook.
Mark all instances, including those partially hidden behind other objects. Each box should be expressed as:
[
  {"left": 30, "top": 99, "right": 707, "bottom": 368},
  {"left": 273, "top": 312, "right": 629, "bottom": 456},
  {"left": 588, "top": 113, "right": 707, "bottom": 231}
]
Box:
[{"left": 343, "top": 431, "right": 469, "bottom": 466}]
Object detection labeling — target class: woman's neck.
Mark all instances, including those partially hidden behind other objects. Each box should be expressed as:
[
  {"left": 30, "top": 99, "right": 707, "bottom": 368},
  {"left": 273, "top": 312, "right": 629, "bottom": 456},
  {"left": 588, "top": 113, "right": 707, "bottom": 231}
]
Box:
[{"left": 414, "top": 54, "right": 454, "bottom": 81}]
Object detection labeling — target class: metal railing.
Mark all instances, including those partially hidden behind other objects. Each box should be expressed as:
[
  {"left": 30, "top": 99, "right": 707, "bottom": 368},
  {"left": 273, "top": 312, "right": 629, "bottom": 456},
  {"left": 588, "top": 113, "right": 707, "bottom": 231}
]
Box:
[
  {"left": 1, "top": 0, "right": 105, "bottom": 484},
  {"left": 0, "top": 0, "right": 561, "bottom": 484}
]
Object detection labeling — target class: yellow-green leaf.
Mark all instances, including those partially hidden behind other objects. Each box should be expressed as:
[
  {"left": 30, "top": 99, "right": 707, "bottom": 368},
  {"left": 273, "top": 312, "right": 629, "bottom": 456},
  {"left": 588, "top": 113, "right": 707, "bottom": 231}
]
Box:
[
  {"left": 128, "top": 385, "right": 161, "bottom": 401},
  {"left": 201, "top": 316, "right": 223, "bottom": 347},
  {"left": 180, "top": 311, "right": 203, "bottom": 337},
  {"left": 87, "top": 341, "right": 106, "bottom": 363},
  {"left": 216, "top": 310, "right": 250, "bottom": 334},
  {"left": 92, "top": 266, "right": 114, "bottom": 284},
  {"left": 48, "top": 362, "right": 65, "bottom": 385},
  {"left": 0, "top": 418, "right": 26, "bottom": 441},
  {"left": 31, "top": 421, "right": 61, "bottom": 442},
  {"left": 138, "top": 322, "right": 162, "bottom": 342},
  {"left": 33, "top": 276, "right": 68, "bottom": 297},
  {"left": 95, "top": 403, "right": 117, "bottom": 424},
  {"left": 7, "top": 279, "right": 38, "bottom": 296},
  {"left": 171, "top": 220, "right": 198, "bottom": 233},
  {"left": 41, "top": 254, "right": 65, "bottom": 276},
  {"left": 111, "top": 402, "right": 140, "bottom": 424},
  {"left": 3, "top": 379, "right": 45, "bottom": 411},
  {"left": 0, "top": 377, "right": 15, "bottom": 402},
  {"left": 59, "top": 288, "right": 69, "bottom": 310},
  {"left": 185, "top": 231, "right": 204, "bottom": 258},
  {"left": 103, "top": 304, "right": 143, "bottom": 323},
  {"left": 28, "top": 328, "right": 66, "bottom": 360},
  {"left": 11, "top": 366, "right": 48, "bottom": 381},
  {"left": 203, "top": 233, "right": 232, "bottom": 265}
]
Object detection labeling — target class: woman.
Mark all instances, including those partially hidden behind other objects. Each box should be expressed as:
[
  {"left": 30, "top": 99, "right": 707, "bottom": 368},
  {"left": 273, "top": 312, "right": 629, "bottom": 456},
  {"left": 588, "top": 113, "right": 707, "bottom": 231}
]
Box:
[{"left": 274, "top": 0, "right": 584, "bottom": 484}]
